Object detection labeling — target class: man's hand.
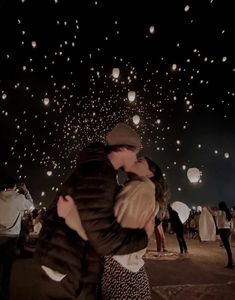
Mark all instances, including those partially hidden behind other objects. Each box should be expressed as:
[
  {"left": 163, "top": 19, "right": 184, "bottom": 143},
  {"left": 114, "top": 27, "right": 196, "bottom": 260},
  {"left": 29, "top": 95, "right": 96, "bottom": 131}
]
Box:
[
  {"left": 144, "top": 215, "right": 155, "bottom": 238},
  {"left": 57, "top": 195, "right": 75, "bottom": 218}
]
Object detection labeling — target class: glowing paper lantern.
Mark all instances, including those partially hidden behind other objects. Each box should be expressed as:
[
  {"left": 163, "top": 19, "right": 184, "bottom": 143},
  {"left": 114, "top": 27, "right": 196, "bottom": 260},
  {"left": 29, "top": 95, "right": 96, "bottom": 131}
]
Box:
[
  {"left": 2, "top": 94, "right": 7, "bottom": 100},
  {"left": 128, "top": 91, "right": 136, "bottom": 102},
  {"left": 187, "top": 167, "right": 201, "bottom": 183},
  {"left": 43, "top": 98, "right": 50, "bottom": 106},
  {"left": 197, "top": 206, "right": 202, "bottom": 212},
  {"left": 172, "top": 64, "right": 177, "bottom": 71},
  {"left": 149, "top": 25, "right": 155, "bottom": 34},
  {"left": 47, "top": 171, "right": 52, "bottom": 176},
  {"left": 31, "top": 41, "right": 37, "bottom": 48},
  {"left": 224, "top": 153, "right": 230, "bottom": 159},
  {"left": 171, "top": 201, "right": 191, "bottom": 224},
  {"left": 133, "top": 115, "right": 140, "bottom": 125},
  {"left": 112, "top": 68, "right": 120, "bottom": 78},
  {"left": 222, "top": 56, "right": 227, "bottom": 62}
]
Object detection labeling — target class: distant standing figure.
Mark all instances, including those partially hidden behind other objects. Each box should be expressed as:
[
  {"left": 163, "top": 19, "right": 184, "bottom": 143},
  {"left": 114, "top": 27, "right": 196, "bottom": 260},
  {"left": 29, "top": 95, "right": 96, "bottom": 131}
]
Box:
[
  {"left": 155, "top": 218, "right": 167, "bottom": 252},
  {"left": 168, "top": 205, "right": 188, "bottom": 254},
  {"left": 215, "top": 201, "right": 234, "bottom": 269}
]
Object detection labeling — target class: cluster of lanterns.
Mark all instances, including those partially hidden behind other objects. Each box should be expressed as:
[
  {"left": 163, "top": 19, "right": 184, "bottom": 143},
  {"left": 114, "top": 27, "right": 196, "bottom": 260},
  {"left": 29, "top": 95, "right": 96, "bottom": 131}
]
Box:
[{"left": 112, "top": 68, "right": 139, "bottom": 125}]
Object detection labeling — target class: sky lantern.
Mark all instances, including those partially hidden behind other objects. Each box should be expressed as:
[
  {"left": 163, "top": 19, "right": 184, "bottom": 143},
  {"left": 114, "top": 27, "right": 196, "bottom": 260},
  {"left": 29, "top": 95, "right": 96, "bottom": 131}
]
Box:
[
  {"left": 112, "top": 68, "right": 120, "bottom": 78},
  {"left": 224, "top": 152, "right": 230, "bottom": 159},
  {"left": 43, "top": 98, "right": 50, "bottom": 106},
  {"left": 128, "top": 91, "right": 136, "bottom": 102},
  {"left": 171, "top": 201, "right": 191, "bottom": 224},
  {"left": 149, "top": 25, "right": 155, "bottom": 34},
  {"left": 133, "top": 115, "right": 140, "bottom": 125},
  {"left": 31, "top": 41, "right": 37, "bottom": 48},
  {"left": 197, "top": 206, "right": 202, "bottom": 212},
  {"left": 184, "top": 5, "right": 190, "bottom": 12},
  {"left": 47, "top": 171, "right": 52, "bottom": 176},
  {"left": 2, "top": 93, "right": 7, "bottom": 100},
  {"left": 172, "top": 64, "right": 177, "bottom": 71},
  {"left": 187, "top": 167, "right": 201, "bottom": 183}
]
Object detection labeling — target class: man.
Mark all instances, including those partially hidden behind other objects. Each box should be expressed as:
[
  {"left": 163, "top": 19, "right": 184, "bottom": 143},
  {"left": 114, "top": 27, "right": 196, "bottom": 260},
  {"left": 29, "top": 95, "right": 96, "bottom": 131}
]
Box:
[
  {"left": 0, "top": 177, "right": 33, "bottom": 300},
  {"left": 34, "top": 123, "right": 154, "bottom": 300}
]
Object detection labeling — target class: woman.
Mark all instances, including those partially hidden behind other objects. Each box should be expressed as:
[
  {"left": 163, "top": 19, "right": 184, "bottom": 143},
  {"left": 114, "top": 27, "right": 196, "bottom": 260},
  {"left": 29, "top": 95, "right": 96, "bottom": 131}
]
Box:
[
  {"left": 154, "top": 220, "right": 167, "bottom": 252},
  {"left": 215, "top": 201, "right": 234, "bottom": 269},
  {"left": 101, "top": 157, "right": 168, "bottom": 300}
]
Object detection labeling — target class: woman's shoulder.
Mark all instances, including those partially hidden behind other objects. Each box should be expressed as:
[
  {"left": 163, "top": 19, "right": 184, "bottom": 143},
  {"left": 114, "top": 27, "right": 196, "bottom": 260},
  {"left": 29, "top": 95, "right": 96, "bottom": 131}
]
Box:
[{"left": 126, "top": 176, "right": 155, "bottom": 189}]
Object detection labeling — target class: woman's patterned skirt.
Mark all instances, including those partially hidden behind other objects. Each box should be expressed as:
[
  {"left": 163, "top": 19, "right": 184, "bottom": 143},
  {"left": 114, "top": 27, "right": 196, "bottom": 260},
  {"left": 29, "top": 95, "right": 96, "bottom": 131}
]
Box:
[{"left": 101, "top": 256, "right": 152, "bottom": 300}]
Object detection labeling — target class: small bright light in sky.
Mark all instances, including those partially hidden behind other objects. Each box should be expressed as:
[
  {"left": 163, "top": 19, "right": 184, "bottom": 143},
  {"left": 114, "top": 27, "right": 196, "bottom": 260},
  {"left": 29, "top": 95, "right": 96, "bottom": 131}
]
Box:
[
  {"left": 31, "top": 41, "right": 37, "bottom": 48},
  {"left": 128, "top": 91, "right": 136, "bottom": 102},
  {"left": 214, "top": 150, "right": 218, "bottom": 154},
  {"left": 178, "top": 187, "right": 182, "bottom": 191},
  {"left": 43, "top": 98, "right": 50, "bottom": 106},
  {"left": 112, "top": 68, "right": 120, "bottom": 78},
  {"left": 41, "top": 192, "right": 45, "bottom": 196},
  {"left": 47, "top": 171, "right": 52, "bottom": 176},
  {"left": 182, "top": 165, "right": 186, "bottom": 170},
  {"left": 2, "top": 94, "right": 7, "bottom": 100},
  {"left": 184, "top": 5, "right": 190, "bottom": 12},
  {"left": 133, "top": 115, "right": 140, "bottom": 125},
  {"left": 172, "top": 64, "right": 177, "bottom": 71},
  {"left": 224, "top": 152, "right": 230, "bottom": 159},
  {"left": 149, "top": 25, "right": 155, "bottom": 34},
  {"left": 222, "top": 56, "right": 227, "bottom": 62}
]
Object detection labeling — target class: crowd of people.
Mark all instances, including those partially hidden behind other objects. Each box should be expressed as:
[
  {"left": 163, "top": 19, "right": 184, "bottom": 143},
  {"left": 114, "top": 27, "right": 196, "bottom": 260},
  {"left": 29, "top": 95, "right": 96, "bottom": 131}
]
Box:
[{"left": 0, "top": 123, "right": 234, "bottom": 300}]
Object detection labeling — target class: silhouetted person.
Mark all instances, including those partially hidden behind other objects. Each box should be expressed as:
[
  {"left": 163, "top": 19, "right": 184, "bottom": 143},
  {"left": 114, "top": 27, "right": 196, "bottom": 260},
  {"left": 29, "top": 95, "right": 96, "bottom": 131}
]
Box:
[
  {"left": 168, "top": 205, "right": 188, "bottom": 254},
  {"left": 216, "top": 201, "right": 234, "bottom": 269}
]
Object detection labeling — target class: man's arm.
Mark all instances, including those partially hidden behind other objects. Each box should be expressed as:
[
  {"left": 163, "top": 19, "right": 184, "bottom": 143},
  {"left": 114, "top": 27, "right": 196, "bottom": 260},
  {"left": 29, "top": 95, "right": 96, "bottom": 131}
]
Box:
[
  {"left": 60, "top": 168, "right": 149, "bottom": 256},
  {"left": 19, "top": 183, "right": 34, "bottom": 210}
]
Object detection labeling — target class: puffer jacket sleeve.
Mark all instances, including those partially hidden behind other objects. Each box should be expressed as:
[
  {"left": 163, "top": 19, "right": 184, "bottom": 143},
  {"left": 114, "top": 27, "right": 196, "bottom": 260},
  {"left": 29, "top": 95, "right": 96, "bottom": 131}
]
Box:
[{"left": 61, "top": 162, "right": 148, "bottom": 256}]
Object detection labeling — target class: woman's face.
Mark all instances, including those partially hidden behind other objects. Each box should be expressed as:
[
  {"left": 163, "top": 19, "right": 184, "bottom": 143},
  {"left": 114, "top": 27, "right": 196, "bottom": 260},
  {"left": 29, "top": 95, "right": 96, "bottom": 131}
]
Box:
[{"left": 129, "top": 157, "right": 154, "bottom": 177}]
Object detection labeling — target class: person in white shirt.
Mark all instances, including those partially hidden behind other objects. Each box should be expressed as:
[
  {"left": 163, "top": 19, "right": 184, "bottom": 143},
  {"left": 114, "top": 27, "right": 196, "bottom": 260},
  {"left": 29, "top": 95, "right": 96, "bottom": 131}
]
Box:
[
  {"left": 215, "top": 201, "right": 234, "bottom": 269},
  {"left": 0, "top": 177, "right": 33, "bottom": 300}
]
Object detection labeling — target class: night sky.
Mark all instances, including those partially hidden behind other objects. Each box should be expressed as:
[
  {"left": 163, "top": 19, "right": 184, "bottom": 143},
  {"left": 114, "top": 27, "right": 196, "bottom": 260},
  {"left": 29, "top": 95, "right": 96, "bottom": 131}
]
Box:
[{"left": 0, "top": 0, "right": 235, "bottom": 209}]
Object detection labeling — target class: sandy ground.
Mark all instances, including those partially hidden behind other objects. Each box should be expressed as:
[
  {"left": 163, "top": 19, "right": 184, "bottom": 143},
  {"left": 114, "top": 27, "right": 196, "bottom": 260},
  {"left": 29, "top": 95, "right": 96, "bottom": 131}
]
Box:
[
  {"left": 9, "top": 233, "right": 235, "bottom": 300},
  {"left": 146, "top": 233, "right": 235, "bottom": 299}
]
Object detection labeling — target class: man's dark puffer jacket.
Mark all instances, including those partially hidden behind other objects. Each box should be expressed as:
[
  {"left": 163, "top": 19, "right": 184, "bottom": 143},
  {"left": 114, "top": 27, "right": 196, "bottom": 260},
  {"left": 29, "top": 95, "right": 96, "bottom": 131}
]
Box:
[{"left": 34, "top": 142, "right": 148, "bottom": 299}]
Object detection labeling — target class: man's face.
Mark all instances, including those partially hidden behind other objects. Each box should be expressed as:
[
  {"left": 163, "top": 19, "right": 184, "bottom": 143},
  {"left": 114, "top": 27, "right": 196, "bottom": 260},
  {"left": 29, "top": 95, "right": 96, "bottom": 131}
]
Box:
[{"left": 121, "top": 148, "right": 139, "bottom": 172}]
